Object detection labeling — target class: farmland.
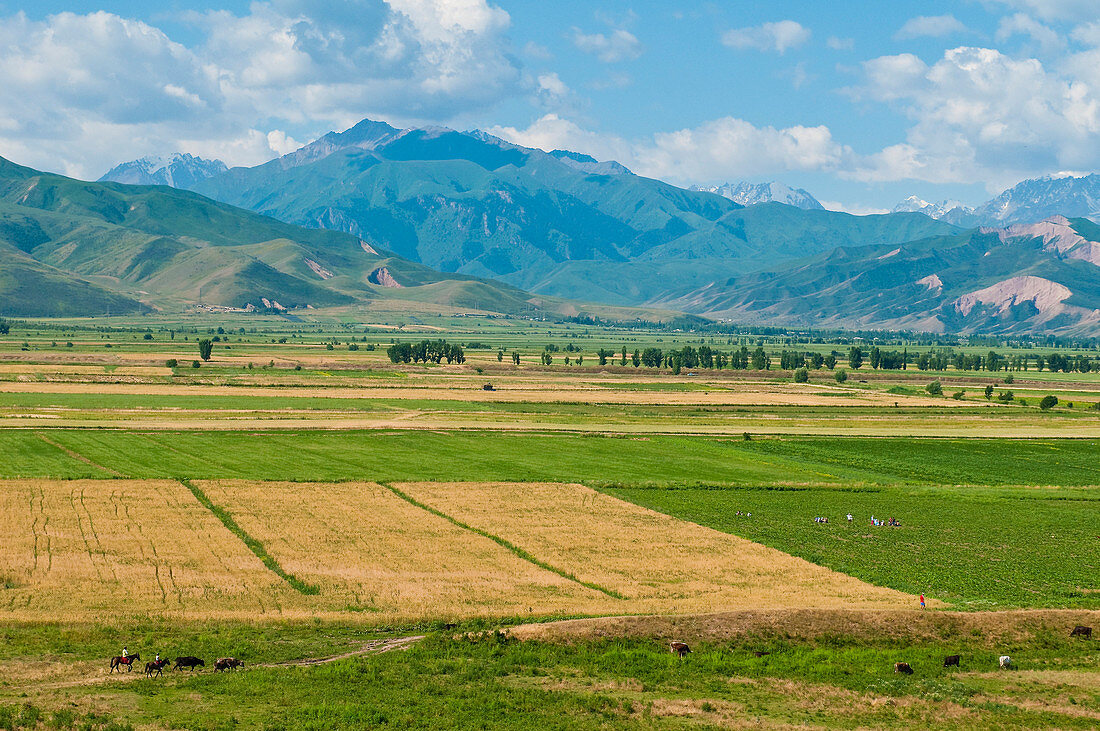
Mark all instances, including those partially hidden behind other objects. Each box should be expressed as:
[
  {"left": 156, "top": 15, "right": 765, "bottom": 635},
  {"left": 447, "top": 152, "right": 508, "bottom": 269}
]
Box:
[{"left": 0, "top": 314, "right": 1098, "bottom": 728}]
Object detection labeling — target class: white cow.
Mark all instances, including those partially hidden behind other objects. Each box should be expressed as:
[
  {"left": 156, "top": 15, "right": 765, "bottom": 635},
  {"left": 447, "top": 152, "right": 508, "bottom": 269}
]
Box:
[{"left": 998, "top": 655, "right": 1011, "bottom": 669}]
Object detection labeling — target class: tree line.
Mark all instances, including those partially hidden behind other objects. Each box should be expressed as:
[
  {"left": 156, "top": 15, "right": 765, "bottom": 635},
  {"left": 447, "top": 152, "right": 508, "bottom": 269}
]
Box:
[{"left": 386, "top": 340, "right": 466, "bottom": 364}]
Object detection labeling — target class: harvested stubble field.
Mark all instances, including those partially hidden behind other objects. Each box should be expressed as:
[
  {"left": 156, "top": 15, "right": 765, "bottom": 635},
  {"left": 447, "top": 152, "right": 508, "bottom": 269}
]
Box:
[
  {"left": 0, "top": 478, "right": 914, "bottom": 623},
  {"left": 0, "top": 480, "right": 300, "bottom": 620},
  {"left": 395, "top": 481, "right": 915, "bottom": 612}
]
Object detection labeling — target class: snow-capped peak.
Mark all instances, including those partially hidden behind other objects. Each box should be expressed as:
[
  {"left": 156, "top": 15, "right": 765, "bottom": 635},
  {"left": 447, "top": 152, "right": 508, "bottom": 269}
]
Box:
[
  {"left": 99, "top": 153, "right": 228, "bottom": 189},
  {"left": 693, "top": 181, "right": 824, "bottom": 210}
]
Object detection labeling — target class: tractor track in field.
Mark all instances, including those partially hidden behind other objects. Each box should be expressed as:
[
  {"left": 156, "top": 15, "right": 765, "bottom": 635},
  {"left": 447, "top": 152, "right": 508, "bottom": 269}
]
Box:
[{"left": 261, "top": 635, "right": 426, "bottom": 667}]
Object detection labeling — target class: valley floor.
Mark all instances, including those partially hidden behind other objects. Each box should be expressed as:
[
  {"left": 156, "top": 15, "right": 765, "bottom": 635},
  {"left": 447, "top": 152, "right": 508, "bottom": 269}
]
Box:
[{"left": 0, "top": 319, "right": 1097, "bottom": 728}]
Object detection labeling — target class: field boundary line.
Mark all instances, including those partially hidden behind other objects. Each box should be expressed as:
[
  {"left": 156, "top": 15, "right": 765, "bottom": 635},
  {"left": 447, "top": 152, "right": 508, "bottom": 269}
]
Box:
[
  {"left": 178, "top": 479, "right": 320, "bottom": 596},
  {"left": 36, "top": 434, "right": 124, "bottom": 477},
  {"left": 380, "top": 482, "right": 624, "bottom": 600}
]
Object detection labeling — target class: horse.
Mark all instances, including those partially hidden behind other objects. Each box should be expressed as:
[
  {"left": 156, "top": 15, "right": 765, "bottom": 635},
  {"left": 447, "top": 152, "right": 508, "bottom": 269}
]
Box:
[
  {"left": 144, "top": 658, "right": 170, "bottom": 678},
  {"left": 109, "top": 653, "right": 141, "bottom": 673}
]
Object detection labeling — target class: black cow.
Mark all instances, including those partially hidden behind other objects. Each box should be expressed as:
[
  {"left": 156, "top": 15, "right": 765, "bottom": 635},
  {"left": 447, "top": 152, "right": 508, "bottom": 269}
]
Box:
[
  {"left": 1070, "top": 625, "right": 1092, "bottom": 639},
  {"left": 943, "top": 655, "right": 960, "bottom": 667},
  {"left": 214, "top": 657, "right": 243, "bottom": 672},
  {"left": 894, "top": 662, "right": 914, "bottom": 674},
  {"left": 175, "top": 656, "right": 205, "bottom": 671}
]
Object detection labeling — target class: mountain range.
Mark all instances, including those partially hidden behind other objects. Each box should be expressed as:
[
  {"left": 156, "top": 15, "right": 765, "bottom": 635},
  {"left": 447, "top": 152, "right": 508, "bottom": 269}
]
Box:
[
  {"left": 99, "top": 153, "right": 228, "bottom": 189},
  {"left": 54, "top": 118, "right": 1100, "bottom": 334},
  {"left": 659, "top": 215, "right": 1100, "bottom": 335}
]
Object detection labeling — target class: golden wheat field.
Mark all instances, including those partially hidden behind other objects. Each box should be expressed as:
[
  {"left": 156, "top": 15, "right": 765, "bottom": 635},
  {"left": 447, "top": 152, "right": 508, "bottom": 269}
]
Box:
[
  {"left": 0, "top": 479, "right": 300, "bottom": 620},
  {"left": 395, "top": 482, "right": 917, "bottom": 612},
  {"left": 0, "top": 478, "right": 915, "bottom": 623},
  {"left": 195, "top": 480, "right": 609, "bottom": 619}
]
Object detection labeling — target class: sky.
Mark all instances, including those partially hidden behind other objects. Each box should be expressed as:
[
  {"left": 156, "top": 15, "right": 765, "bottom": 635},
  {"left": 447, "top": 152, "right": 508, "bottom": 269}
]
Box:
[{"left": 3, "top": 0, "right": 1100, "bottom": 213}]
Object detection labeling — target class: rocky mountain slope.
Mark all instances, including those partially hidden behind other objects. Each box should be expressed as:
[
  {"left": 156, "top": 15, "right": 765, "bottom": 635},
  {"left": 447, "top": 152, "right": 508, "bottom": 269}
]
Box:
[
  {"left": 99, "top": 153, "right": 228, "bottom": 189},
  {"left": 897, "top": 174, "right": 1100, "bottom": 227},
  {"left": 659, "top": 215, "right": 1100, "bottom": 335}
]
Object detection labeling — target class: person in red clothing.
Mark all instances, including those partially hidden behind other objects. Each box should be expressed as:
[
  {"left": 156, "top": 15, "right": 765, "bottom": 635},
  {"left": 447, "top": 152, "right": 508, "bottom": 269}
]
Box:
[{"left": 919, "top": 594, "right": 926, "bottom": 609}]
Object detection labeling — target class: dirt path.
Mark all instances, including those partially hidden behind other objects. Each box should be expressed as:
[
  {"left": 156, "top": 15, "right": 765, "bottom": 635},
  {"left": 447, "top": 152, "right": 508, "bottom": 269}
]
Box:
[{"left": 264, "top": 635, "right": 425, "bottom": 666}]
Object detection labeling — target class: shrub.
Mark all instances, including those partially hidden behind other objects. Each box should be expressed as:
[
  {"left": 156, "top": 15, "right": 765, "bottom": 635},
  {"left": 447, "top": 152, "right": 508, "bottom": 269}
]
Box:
[
  {"left": 834, "top": 369, "right": 847, "bottom": 383},
  {"left": 952, "top": 390, "right": 965, "bottom": 400},
  {"left": 997, "top": 390, "right": 1014, "bottom": 403},
  {"left": 793, "top": 367, "right": 809, "bottom": 383},
  {"left": 165, "top": 359, "right": 178, "bottom": 368},
  {"left": 1039, "top": 395, "right": 1058, "bottom": 410},
  {"left": 926, "top": 381, "right": 943, "bottom": 396},
  {"left": 191, "top": 360, "right": 200, "bottom": 368},
  {"left": 1004, "top": 373, "right": 1014, "bottom": 384},
  {"left": 348, "top": 343, "right": 359, "bottom": 351}
]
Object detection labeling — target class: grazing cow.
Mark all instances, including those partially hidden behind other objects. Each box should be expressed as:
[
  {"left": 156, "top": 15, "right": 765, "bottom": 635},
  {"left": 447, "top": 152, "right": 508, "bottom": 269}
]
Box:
[
  {"left": 894, "top": 662, "right": 913, "bottom": 675},
  {"left": 669, "top": 642, "right": 691, "bottom": 659},
  {"left": 998, "top": 655, "right": 1011, "bottom": 669},
  {"left": 943, "top": 655, "right": 960, "bottom": 667},
  {"left": 1070, "top": 625, "right": 1092, "bottom": 639},
  {"left": 214, "top": 657, "right": 243, "bottom": 672},
  {"left": 753, "top": 651, "right": 771, "bottom": 658},
  {"left": 174, "top": 656, "right": 205, "bottom": 671},
  {"left": 144, "top": 659, "right": 169, "bottom": 678}
]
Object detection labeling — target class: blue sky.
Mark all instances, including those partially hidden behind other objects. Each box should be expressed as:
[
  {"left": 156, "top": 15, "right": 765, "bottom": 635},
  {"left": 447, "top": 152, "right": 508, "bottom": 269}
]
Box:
[{"left": 2, "top": 1, "right": 1100, "bottom": 212}]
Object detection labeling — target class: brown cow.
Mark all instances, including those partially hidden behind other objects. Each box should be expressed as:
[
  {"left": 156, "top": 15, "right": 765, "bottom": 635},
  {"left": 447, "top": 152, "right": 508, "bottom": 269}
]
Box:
[
  {"left": 894, "top": 662, "right": 914, "bottom": 674},
  {"left": 669, "top": 642, "right": 691, "bottom": 659},
  {"left": 214, "top": 657, "right": 243, "bottom": 672},
  {"left": 1070, "top": 625, "right": 1092, "bottom": 639},
  {"left": 943, "top": 655, "right": 960, "bottom": 667}
]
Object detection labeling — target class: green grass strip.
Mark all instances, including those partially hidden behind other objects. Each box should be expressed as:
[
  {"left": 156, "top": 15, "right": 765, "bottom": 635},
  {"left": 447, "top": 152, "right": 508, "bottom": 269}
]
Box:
[
  {"left": 179, "top": 478, "right": 320, "bottom": 596},
  {"left": 380, "top": 482, "right": 624, "bottom": 600}
]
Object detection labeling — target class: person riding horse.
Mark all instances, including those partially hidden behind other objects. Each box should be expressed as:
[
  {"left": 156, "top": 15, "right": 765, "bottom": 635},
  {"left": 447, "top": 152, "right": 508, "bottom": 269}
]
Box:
[{"left": 110, "top": 651, "right": 141, "bottom": 672}]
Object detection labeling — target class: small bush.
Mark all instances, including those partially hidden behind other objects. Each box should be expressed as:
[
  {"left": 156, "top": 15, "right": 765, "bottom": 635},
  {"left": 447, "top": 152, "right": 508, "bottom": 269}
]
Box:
[
  {"left": 1004, "top": 373, "right": 1014, "bottom": 384},
  {"left": 793, "top": 367, "right": 809, "bottom": 383},
  {"left": 997, "top": 390, "right": 1014, "bottom": 403},
  {"left": 191, "top": 360, "right": 200, "bottom": 368},
  {"left": 926, "top": 381, "right": 943, "bottom": 396},
  {"left": 952, "top": 390, "right": 965, "bottom": 400},
  {"left": 348, "top": 343, "right": 359, "bottom": 351},
  {"left": 165, "top": 358, "right": 178, "bottom": 368},
  {"left": 835, "top": 369, "right": 848, "bottom": 383},
  {"left": 1039, "top": 395, "right": 1058, "bottom": 410},
  {"left": 294, "top": 364, "right": 302, "bottom": 371}
]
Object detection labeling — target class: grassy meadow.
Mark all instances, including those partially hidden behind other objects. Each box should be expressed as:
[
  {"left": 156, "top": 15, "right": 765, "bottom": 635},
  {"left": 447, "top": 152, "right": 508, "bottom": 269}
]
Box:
[{"left": 0, "top": 315, "right": 1098, "bottom": 728}]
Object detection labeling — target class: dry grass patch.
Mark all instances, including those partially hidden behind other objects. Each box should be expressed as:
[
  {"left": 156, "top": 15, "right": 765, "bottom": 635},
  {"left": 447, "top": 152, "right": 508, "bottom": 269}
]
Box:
[
  {"left": 395, "top": 482, "right": 915, "bottom": 614},
  {"left": 0, "top": 479, "right": 300, "bottom": 620},
  {"left": 195, "top": 480, "right": 611, "bottom": 620}
]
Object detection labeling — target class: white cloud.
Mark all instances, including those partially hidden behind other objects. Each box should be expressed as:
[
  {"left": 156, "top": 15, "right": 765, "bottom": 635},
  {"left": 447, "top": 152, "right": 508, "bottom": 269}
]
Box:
[
  {"left": 571, "top": 28, "right": 642, "bottom": 63},
  {"left": 827, "top": 36, "right": 854, "bottom": 50},
  {"left": 995, "top": 13, "right": 1064, "bottom": 55},
  {"left": 894, "top": 14, "right": 967, "bottom": 40},
  {"left": 722, "top": 20, "right": 810, "bottom": 54},
  {"left": 986, "top": 0, "right": 1100, "bottom": 22},
  {"left": 534, "top": 72, "right": 570, "bottom": 106},
  {"left": 0, "top": 1, "right": 521, "bottom": 178},
  {"left": 490, "top": 114, "right": 849, "bottom": 186},
  {"left": 849, "top": 46, "right": 1100, "bottom": 189},
  {"left": 820, "top": 200, "right": 890, "bottom": 215}
]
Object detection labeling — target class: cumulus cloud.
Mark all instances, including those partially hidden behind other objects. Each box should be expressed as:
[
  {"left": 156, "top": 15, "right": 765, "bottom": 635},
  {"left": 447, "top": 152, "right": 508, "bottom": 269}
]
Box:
[
  {"left": 894, "top": 15, "right": 967, "bottom": 40},
  {"left": 0, "top": 1, "right": 520, "bottom": 178},
  {"left": 722, "top": 21, "right": 810, "bottom": 54},
  {"left": 490, "top": 114, "right": 849, "bottom": 186},
  {"left": 572, "top": 28, "right": 642, "bottom": 63},
  {"left": 849, "top": 46, "right": 1100, "bottom": 189}
]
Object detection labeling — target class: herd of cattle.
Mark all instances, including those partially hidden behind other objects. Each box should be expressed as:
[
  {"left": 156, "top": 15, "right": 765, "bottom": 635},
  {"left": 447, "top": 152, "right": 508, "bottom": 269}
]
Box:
[{"left": 671, "top": 625, "right": 1092, "bottom": 674}]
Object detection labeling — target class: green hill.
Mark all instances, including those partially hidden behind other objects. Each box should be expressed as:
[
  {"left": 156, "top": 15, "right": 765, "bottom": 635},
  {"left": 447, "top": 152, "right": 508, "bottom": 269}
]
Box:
[{"left": 0, "top": 156, "right": 561, "bottom": 317}]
